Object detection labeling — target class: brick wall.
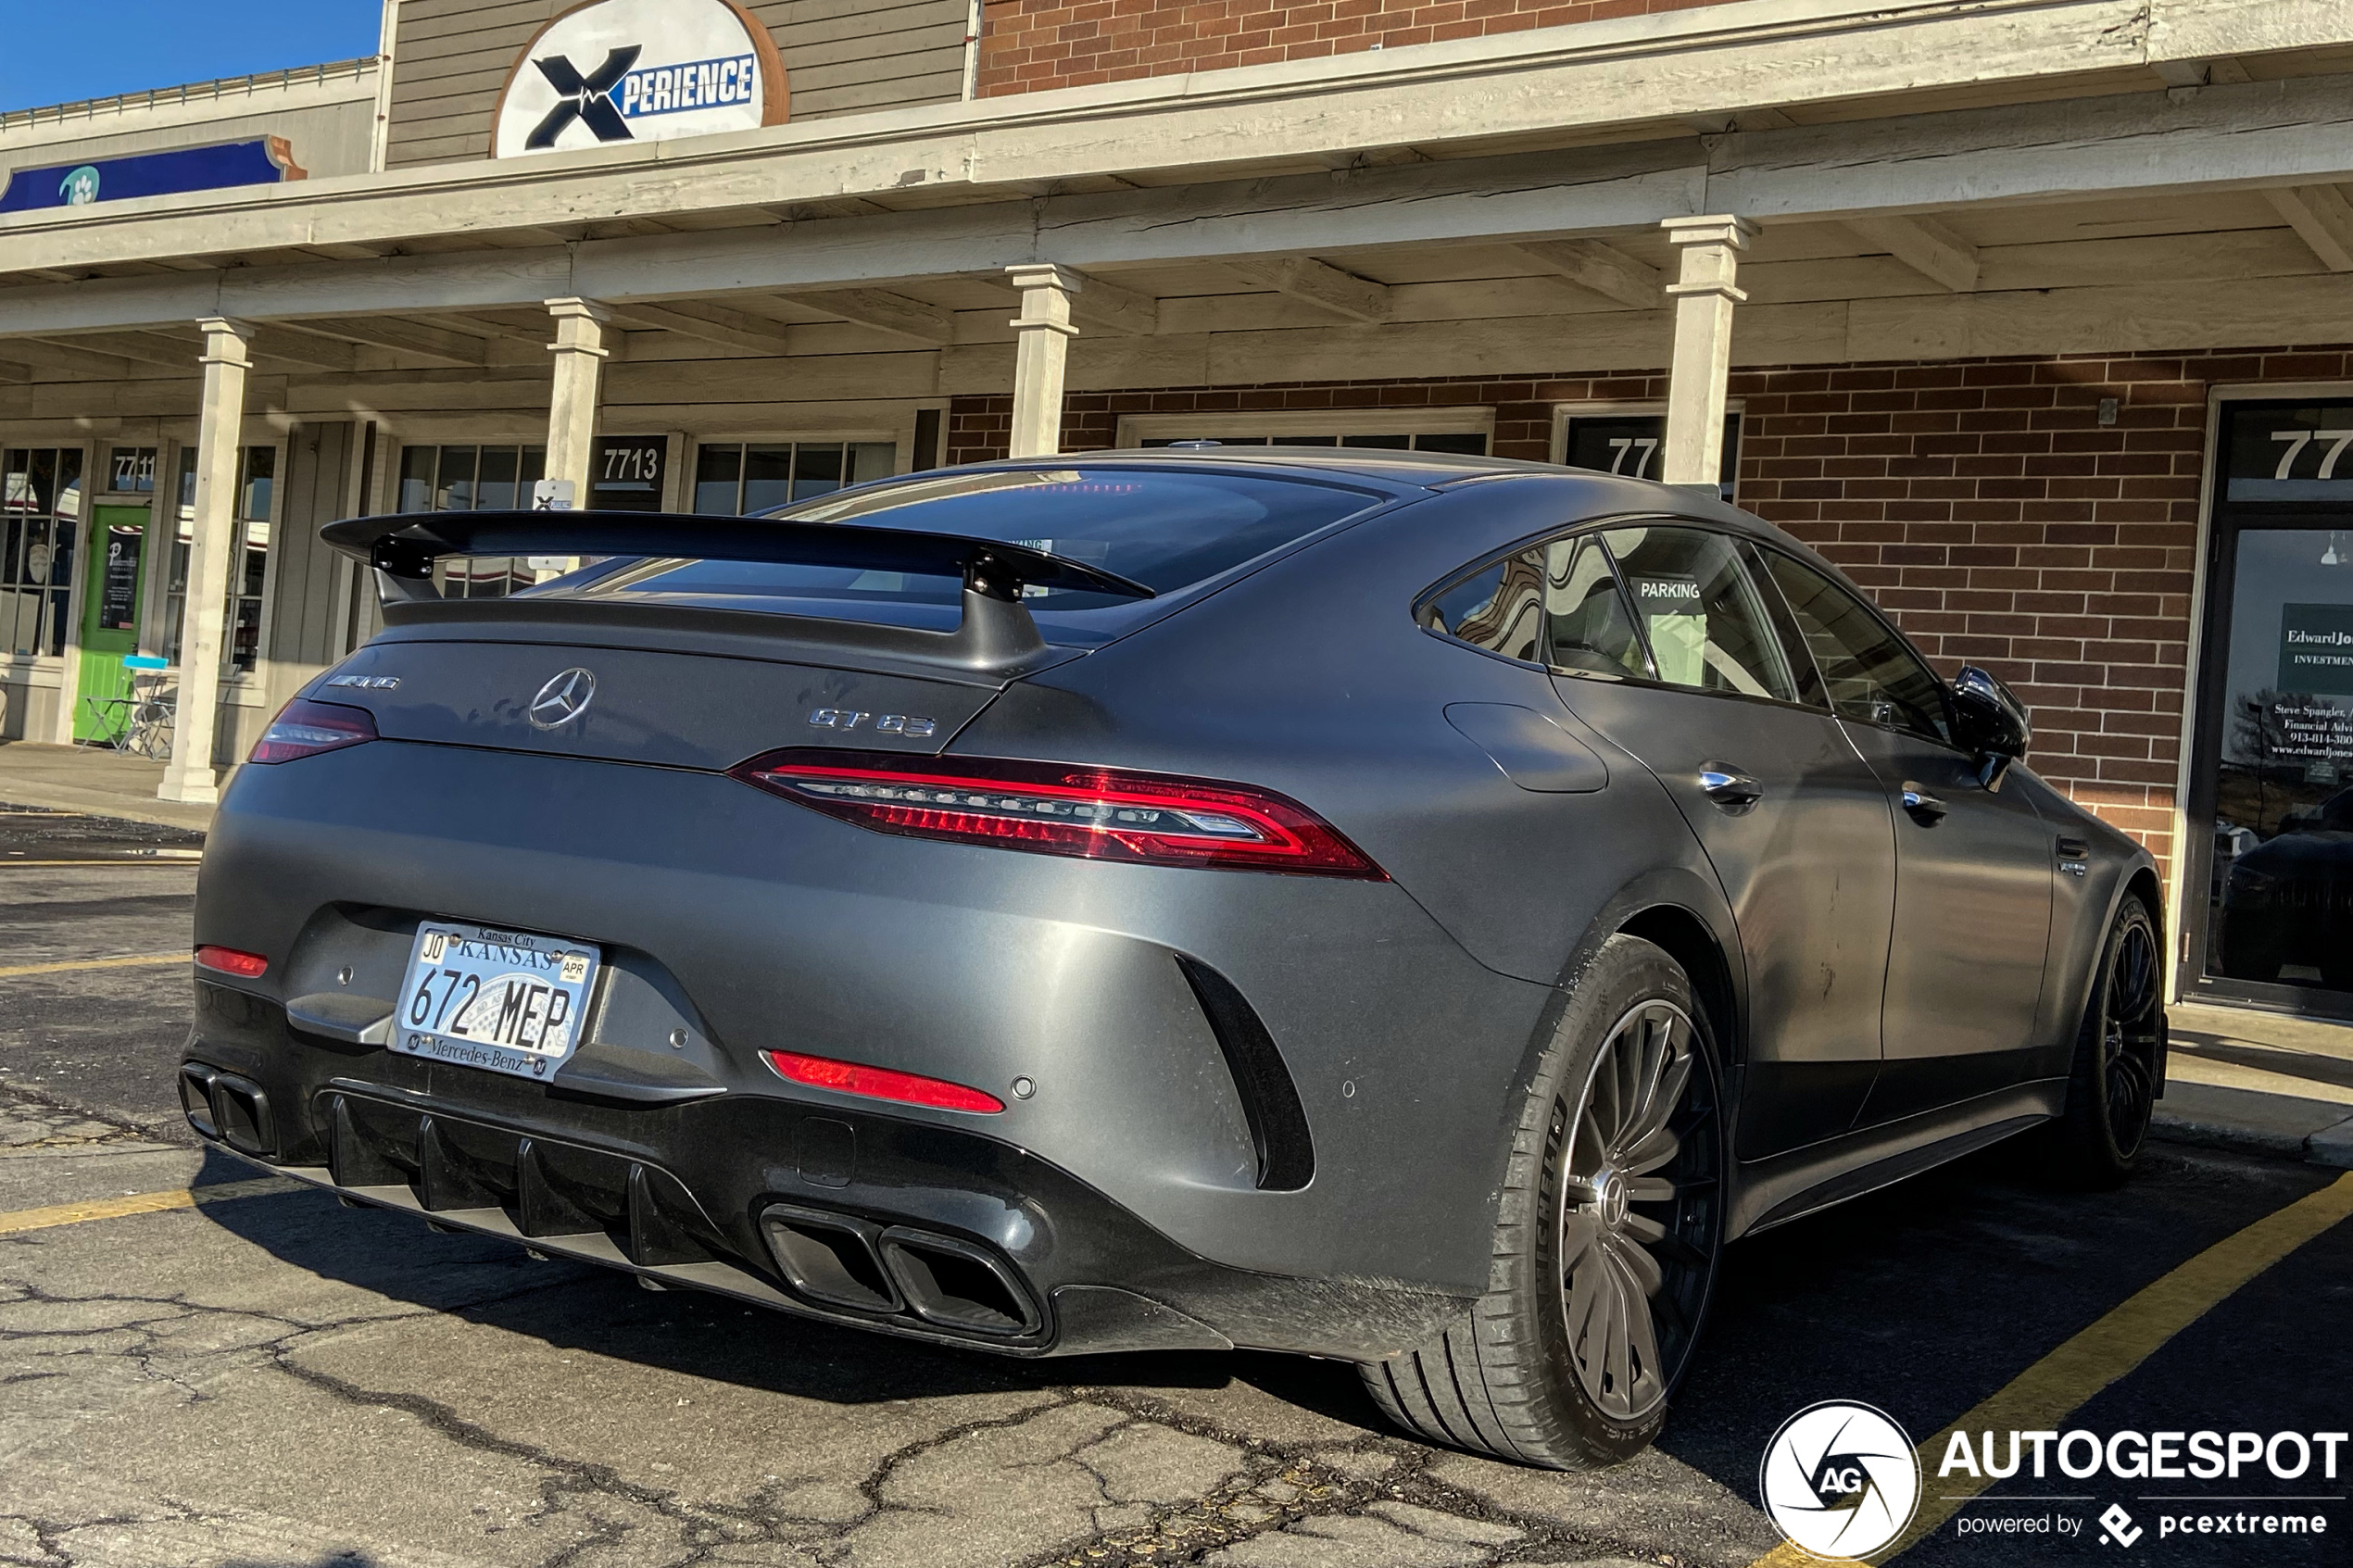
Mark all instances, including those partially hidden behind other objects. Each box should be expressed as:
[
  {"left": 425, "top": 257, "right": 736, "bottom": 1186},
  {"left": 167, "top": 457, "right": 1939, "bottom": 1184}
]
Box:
[
  {"left": 947, "top": 345, "right": 2353, "bottom": 872},
  {"left": 975, "top": 0, "right": 1730, "bottom": 95}
]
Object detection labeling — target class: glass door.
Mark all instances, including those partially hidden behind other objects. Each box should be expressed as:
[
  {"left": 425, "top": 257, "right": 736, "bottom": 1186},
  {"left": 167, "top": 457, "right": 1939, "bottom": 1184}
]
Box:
[
  {"left": 71, "top": 505, "right": 152, "bottom": 741},
  {"left": 2185, "top": 398, "right": 2353, "bottom": 1016}
]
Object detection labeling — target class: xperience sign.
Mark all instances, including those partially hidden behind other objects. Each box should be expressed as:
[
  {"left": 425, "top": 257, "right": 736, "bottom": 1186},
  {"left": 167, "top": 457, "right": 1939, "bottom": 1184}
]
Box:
[{"left": 492, "top": 0, "right": 787, "bottom": 158}]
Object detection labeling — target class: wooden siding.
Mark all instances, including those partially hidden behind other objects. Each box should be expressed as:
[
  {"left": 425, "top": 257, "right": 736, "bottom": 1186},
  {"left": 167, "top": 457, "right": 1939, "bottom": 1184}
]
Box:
[
  {"left": 258, "top": 419, "right": 356, "bottom": 732},
  {"left": 386, "top": 0, "right": 970, "bottom": 169}
]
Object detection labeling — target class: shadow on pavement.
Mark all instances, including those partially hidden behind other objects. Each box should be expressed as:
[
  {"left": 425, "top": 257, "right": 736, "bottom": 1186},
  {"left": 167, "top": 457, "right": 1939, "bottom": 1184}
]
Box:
[
  {"left": 192, "top": 1140, "right": 1384, "bottom": 1430},
  {"left": 195, "top": 1136, "right": 2340, "bottom": 1496}
]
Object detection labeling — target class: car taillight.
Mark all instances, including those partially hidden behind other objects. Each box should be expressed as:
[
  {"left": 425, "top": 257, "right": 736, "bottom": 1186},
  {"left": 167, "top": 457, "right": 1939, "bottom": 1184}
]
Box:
[
  {"left": 195, "top": 946, "right": 269, "bottom": 978},
  {"left": 248, "top": 698, "right": 377, "bottom": 764},
  {"left": 729, "top": 749, "right": 1387, "bottom": 879},
  {"left": 764, "top": 1050, "right": 1004, "bottom": 1113}
]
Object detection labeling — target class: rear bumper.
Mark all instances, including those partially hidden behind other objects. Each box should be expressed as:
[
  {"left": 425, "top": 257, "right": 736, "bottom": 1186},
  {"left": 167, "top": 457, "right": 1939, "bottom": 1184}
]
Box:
[
  {"left": 182, "top": 984, "right": 1478, "bottom": 1360},
  {"left": 197, "top": 742, "right": 1555, "bottom": 1298}
]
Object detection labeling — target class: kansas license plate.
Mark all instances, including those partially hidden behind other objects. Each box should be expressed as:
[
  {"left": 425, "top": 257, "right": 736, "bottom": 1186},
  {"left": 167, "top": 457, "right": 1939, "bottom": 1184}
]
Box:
[{"left": 393, "top": 921, "right": 600, "bottom": 1081}]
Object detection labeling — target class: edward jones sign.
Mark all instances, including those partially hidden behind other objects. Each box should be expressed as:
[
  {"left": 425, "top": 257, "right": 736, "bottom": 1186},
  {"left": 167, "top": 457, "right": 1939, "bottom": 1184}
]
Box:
[{"left": 492, "top": 0, "right": 787, "bottom": 158}]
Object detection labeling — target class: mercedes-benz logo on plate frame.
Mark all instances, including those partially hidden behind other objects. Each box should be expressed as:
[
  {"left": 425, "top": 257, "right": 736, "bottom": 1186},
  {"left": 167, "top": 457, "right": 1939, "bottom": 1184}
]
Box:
[{"left": 526, "top": 667, "right": 597, "bottom": 730}]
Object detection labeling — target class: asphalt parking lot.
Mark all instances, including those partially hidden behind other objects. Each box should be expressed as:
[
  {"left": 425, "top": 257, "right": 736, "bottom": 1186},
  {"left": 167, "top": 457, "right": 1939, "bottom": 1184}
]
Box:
[{"left": 3, "top": 804, "right": 2347, "bottom": 1568}]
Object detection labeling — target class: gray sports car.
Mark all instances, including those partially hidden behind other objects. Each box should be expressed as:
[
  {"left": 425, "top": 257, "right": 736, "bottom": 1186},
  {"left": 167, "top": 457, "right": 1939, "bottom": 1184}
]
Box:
[{"left": 182, "top": 449, "right": 2164, "bottom": 1469}]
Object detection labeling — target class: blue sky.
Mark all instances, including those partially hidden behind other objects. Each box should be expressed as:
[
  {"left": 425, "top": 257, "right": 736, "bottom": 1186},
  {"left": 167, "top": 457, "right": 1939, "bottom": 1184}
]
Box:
[{"left": 0, "top": 2, "right": 383, "bottom": 113}]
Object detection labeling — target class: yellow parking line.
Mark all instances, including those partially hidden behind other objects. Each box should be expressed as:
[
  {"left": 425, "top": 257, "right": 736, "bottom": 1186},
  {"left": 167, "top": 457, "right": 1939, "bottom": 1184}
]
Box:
[
  {"left": 0, "top": 1176, "right": 300, "bottom": 1237},
  {"left": 0, "top": 859, "right": 201, "bottom": 868},
  {"left": 0, "top": 952, "right": 186, "bottom": 980},
  {"left": 1747, "top": 1170, "right": 2353, "bottom": 1566}
]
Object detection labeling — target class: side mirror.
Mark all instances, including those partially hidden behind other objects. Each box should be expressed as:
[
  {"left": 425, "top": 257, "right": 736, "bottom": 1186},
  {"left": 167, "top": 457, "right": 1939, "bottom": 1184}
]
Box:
[{"left": 1951, "top": 666, "right": 2031, "bottom": 788}]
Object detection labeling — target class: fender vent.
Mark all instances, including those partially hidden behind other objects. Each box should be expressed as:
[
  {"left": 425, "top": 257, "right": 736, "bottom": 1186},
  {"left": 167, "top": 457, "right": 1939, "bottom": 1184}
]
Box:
[{"left": 1175, "top": 956, "right": 1315, "bottom": 1192}]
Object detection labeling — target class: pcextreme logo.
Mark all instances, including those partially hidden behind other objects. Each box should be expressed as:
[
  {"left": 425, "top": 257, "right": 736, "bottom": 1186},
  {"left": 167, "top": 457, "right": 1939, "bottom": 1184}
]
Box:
[
  {"left": 491, "top": 0, "right": 788, "bottom": 158},
  {"left": 1759, "top": 1401, "right": 1923, "bottom": 1560}
]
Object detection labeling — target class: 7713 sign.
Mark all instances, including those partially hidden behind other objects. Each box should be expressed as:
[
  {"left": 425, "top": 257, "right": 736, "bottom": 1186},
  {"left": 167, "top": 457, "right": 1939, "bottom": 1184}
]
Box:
[
  {"left": 2225, "top": 403, "right": 2353, "bottom": 501},
  {"left": 2269, "top": 427, "right": 2353, "bottom": 481}
]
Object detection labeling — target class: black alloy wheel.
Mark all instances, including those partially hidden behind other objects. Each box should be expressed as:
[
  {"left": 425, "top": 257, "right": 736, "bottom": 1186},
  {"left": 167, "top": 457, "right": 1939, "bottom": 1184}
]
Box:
[
  {"left": 2042, "top": 893, "right": 2163, "bottom": 1185},
  {"left": 1556, "top": 997, "right": 1721, "bottom": 1423},
  {"left": 2098, "top": 911, "right": 2162, "bottom": 1155},
  {"left": 1360, "top": 935, "right": 1723, "bottom": 1469}
]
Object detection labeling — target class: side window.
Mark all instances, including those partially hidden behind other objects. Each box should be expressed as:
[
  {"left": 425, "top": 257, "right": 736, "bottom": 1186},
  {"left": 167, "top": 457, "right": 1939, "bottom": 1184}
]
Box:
[
  {"left": 1422, "top": 533, "right": 1652, "bottom": 677},
  {"left": 1760, "top": 550, "right": 1954, "bottom": 745},
  {"left": 1423, "top": 548, "right": 1545, "bottom": 664},
  {"left": 1541, "top": 533, "right": 1651, "bottom": 679},
  {"left": 1602, "top": 525, "right": 1799, "bottom": 702}
]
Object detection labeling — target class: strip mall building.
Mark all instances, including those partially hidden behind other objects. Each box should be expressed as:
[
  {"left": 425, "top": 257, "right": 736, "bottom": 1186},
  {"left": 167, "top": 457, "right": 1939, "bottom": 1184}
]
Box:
[{"left": 3, "top": 0, "right": 2352, "bottom": 1022}]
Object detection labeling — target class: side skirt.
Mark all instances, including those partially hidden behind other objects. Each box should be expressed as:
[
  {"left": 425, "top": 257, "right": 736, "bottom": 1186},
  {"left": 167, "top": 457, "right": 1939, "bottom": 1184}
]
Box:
[{"left": 1726, "top": 1080, "right": 2065, "bottom": 1239}]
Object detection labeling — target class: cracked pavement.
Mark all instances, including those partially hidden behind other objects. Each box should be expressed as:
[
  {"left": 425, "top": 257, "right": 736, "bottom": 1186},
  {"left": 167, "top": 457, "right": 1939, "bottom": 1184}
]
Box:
[{"left": 3, "top": 809, "right": 2347, "bottom": 1567}]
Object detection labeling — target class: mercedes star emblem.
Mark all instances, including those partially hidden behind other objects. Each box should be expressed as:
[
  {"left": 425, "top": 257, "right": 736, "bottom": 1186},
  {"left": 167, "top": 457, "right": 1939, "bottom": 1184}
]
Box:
[{"left": 526, "top": 667, "right": 597, "bottom": 730}]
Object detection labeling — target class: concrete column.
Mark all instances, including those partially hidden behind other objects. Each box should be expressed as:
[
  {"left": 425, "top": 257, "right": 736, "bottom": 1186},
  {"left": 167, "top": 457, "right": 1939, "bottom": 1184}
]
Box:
[
  {"left": 1005, "top": 264, "right": 1081, "bottom": 458},
  {"left": 542, "top": 298, "right": 610, "bottom": 507},
  {"left": 1659, "top": 216, "right": 1757, "bottom": 492},
  {"left": 157, "top": 318, "right": 255, "bottom": 806}
]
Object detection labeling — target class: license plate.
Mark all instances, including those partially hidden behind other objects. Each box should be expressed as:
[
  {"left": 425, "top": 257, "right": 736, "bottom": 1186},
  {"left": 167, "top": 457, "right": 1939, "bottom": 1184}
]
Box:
[{"left": 393, "top": 920, "right": 600, "bottom": 1082}]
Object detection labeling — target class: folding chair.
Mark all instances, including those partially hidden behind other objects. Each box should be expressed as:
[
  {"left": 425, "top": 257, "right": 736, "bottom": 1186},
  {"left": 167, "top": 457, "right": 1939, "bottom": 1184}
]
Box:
[{"left": 121, "top": 655, "right": 177, "bottom": 760}]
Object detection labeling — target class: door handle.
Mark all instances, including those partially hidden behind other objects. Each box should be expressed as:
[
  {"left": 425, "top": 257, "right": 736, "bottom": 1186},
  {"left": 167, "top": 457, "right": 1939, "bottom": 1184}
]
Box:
[
  {"left": 1698, "top": 765, "right": 1764, "bottom": 812},
  {"left": 1900, "top": 783, "right": 1948, "bottom": 823}
]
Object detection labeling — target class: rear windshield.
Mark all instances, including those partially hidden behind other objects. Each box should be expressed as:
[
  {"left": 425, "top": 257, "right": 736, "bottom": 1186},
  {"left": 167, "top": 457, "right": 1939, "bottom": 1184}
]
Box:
[{"left": 574, "top": 467, "right": 1384, "bottom": 614}]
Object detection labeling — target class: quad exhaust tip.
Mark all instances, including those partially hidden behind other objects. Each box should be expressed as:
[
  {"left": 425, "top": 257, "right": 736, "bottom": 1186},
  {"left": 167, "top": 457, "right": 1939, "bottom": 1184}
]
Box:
[
  {"left": 181, "top": 1063, "right": 275, "bottom": 1157},
  {"left": 761, "top": 1202, "right": 1039, "bottom": 1336}
]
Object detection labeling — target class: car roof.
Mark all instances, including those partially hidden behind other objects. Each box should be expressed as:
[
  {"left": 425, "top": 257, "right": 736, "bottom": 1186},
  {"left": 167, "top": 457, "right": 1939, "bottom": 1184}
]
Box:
[
  {"left": 963, "top": 445, "right": 1795, "bottom": 547},
  {"left": 948, "top": 446, "right": 1910, "bottom": 618},
  {"left": 982, "top": 445, "right": 1558, "bottom": 486}
]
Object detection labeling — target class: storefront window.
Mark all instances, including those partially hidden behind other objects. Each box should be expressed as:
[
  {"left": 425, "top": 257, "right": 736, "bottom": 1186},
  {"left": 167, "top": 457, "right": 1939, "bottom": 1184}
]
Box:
[
  {"left": 399, "top": 438, "right": 671, "bottom": 594},
  {"left": 2191, "top": 399, "right": 2353, "bottom": 1014},
  {"left": 1136, "top": 431, "right": 1489, "bottom": 454},
  {"left": 399, "top": 444, "right": 547, "bottom": 597},
  {"left": 1, "top": 446, "right": 82, "bottom": 659},
  {"left": 692, "top": 441, "right": 895, "bottom": 513},
  {"left": 165, "top": 445, "right": 274, "bottom": 673}
]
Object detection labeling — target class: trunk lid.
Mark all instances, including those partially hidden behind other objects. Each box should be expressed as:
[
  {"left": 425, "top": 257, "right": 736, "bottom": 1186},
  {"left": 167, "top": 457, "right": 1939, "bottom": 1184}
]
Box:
[{"left": 316, "top": 633, "right": 1002, "bottom": 768}]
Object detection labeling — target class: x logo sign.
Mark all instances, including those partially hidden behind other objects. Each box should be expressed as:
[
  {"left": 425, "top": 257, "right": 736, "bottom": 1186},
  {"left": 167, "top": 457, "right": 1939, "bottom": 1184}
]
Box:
[{"left": 525, "top": 46, "right": 641, "bottom": 149}]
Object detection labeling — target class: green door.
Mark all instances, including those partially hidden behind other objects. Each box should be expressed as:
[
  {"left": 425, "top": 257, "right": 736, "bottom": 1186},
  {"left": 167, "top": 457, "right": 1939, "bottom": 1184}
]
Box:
[{"left": 72, "top": 506, "right": 153, "bottom": 743}]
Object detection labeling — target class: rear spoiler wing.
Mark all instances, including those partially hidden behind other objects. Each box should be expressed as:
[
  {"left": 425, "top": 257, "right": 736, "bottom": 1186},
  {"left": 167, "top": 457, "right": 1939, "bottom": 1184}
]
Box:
[{"left": 320, "top": 509, "right": 1154, "bottom": 673}]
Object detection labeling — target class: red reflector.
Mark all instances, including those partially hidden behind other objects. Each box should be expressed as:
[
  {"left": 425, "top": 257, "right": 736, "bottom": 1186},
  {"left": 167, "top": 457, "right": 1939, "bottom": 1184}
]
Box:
[
  {"left": 728, "top": 749, "right": 1387, "bottom": 879},
  {"left": 195, "top": 946, "right": 269, "bottom": 978},
  {"left": 248, "top": 697, "right": 377, "bottom": 764},
  {"left": 763, "top": 1050, "right": 1004, "bottom": 1114}
]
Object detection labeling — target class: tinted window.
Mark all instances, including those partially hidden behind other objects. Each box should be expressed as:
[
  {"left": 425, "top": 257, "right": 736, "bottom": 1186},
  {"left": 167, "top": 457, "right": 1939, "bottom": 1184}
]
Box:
[
  {"left": 1424, "top": 548, "right": 1545, "bottom": 663},
  {"left": 597, "top": 468, "right": 1382, "bottom": 610},
  {"left": 1423, "top": 533, "right": 1650, "bottom": 676},
  {"left": 1604, "top": 525, "right": 1798, "bottom": 702},
  {"left": 1761, "top": 551, "right": 1954, "bottom": 744},
  {"left": 1543, "top": 534, "right": 1650, "bottom": 678}
]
